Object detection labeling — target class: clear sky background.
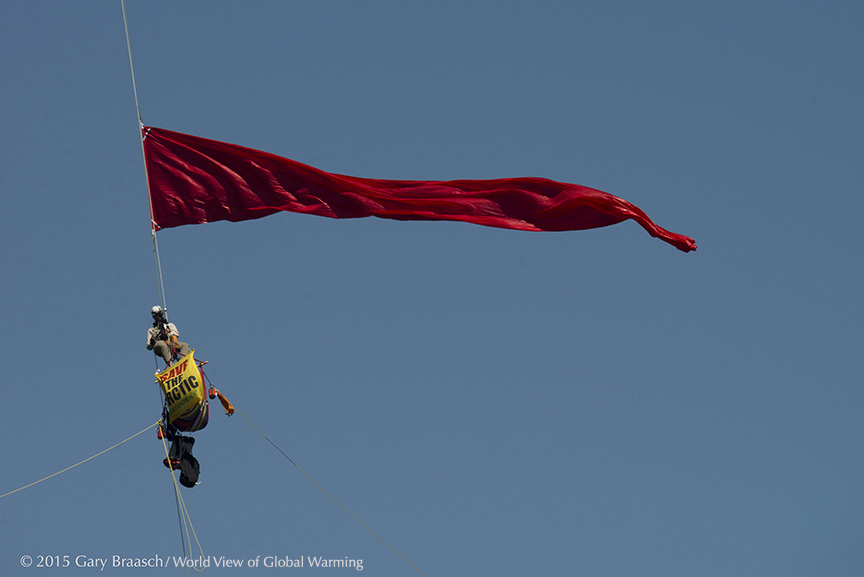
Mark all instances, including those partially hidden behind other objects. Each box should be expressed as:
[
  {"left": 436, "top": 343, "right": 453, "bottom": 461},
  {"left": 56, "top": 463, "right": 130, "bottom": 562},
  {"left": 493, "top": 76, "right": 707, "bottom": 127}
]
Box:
[{"left": 2, "top": 1, "right": 862, "bottom": 576}]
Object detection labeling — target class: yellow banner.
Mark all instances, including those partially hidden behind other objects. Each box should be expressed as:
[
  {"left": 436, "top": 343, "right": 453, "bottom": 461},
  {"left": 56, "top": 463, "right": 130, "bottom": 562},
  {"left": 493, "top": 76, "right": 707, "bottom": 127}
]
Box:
[{"left": 156, "top": 351, "right": 207, "bottom": 425}]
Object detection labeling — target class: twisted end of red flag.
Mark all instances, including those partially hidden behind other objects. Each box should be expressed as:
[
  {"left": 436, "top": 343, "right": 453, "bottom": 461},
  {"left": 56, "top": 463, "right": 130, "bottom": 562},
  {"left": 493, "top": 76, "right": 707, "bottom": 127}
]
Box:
[
  {"left": 625, "top": 203, "right": 697, "bottom": 252},
  {"left": 668, "top": 233, "right": 697, "bottom": 253},
  {"left": 636, "top": 217, "right": 697, "bottom": 252}
]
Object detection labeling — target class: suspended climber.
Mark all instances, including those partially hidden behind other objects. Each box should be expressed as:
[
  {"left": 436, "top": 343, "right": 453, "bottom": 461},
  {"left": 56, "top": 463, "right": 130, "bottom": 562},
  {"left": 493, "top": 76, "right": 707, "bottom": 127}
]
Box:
[
  {"left": 146, "top": 306, "right": 233, "bottom": 487},
  {"left": 146, "top": 306, "right": 190, "bottom": 365},
  {"left": 145, "top": 305, "right": 198, "bottom": 485}
]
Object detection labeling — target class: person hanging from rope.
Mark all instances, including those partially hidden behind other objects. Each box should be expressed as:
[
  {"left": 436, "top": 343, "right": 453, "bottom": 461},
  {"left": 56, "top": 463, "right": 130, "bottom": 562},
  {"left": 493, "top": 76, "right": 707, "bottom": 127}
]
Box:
[{"left": 146, "top": 306, "right": 190, "bottom": 365}]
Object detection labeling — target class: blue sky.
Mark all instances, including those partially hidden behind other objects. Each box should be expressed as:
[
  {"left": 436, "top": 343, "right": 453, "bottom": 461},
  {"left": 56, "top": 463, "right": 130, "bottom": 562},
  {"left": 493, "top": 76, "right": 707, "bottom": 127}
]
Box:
[{"left": 2, "top": 1, "right": 862, "bottom": 575}]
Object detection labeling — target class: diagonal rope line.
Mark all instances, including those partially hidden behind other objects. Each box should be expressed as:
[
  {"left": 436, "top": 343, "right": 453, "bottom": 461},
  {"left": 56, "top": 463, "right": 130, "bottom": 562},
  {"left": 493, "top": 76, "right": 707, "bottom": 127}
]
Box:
[
  {"left": 235, "top": 408, "right": 429, "bottom": 577},
  {"left": 0, "top": 422, "right": 160, "bottom": 499}
]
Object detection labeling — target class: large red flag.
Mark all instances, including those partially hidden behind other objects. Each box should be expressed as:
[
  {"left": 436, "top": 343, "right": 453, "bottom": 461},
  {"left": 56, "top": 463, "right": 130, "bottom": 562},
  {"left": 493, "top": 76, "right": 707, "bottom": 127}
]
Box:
[{"left": 143, "top": 127, "right": 695, "bottom": 252}]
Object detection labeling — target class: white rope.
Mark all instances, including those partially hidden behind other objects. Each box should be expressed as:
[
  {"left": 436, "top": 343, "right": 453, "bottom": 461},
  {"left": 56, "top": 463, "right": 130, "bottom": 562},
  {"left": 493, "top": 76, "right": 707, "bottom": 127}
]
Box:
[
  {"left": 0, "top": 423, "right": 160, "bottom": 499},
  {"left": 152, "top": 229, "right": 168, "bottom": 316},
  {"left": 121, "top": 0, "right": 142, "bottom": 125},
  {"left": 122, "top": 0, "right": 168, "bottom": 314},
  {"left": 236, "top": 407, "right": 430, "bottom": 576}
]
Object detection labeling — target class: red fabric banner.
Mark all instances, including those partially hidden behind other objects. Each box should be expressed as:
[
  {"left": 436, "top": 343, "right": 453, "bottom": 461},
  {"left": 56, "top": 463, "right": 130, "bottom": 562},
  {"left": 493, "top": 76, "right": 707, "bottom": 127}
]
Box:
[{"left": 143, "top": 127, "right": 695, "bottom": 252}]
